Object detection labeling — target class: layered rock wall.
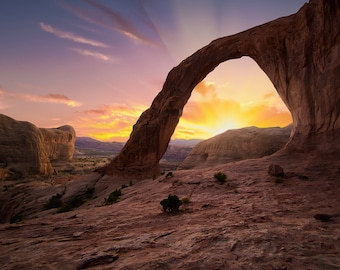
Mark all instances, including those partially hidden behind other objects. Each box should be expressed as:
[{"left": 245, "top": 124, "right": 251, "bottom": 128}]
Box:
[
  {"left": 40, "top": 125, "right": 76, "bottom": 161},
  {"left": 104, "top": 0, "right": 339, "bottom": 178},
  {"left": 179, "top": 126, "right": 291, "bottom": 170},
  {"left": 0, "top": 114, "right": 75, "bottom": 176}
]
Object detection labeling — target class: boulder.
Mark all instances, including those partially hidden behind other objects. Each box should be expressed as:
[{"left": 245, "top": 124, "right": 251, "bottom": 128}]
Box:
[
  {"left": 179, "top": 126, "right": 291, "bottom": 170},
  {"left": 267, "top": 164, "right": 285, "bottom": 177},
  {"left": 40, "top": 125, "right": 76, "bottom": 161},
  {"left": 0, "top": 114, "right": 75, "bottom": 177},
  {"left": 104, "top": 0, "right": 340, "bottom": 178}
]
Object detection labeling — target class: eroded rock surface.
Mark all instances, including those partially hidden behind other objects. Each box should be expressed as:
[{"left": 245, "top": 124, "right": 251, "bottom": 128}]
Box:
[
  {"left": 0, "top": 155, "right": 339, "bottom": 269},
  {"left": 40, "top": 125, "right": 76, "bottom": 161},
  {"left": 0, "top": 114, "right": 76, "bottom": 177},
  {"left": 0, "top": 114, "right": 53, "bottom": 175},
  {"left": 104, "top": 0, "right": 340, "bottom": 178},
  {"left": 180, "top": 126, "right": 291, "bottom": 170}
]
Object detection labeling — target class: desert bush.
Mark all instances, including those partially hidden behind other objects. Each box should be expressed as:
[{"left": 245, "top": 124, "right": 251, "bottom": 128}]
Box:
[
  {"left": 105, "top": 189, "right": 122, "bottom": 205},
  {"left": 165, "top": 172, "right": 173, "bottom": 178},
  {"left": 160, "top": 194, "right": 182, "bottom": 212},
  {"left": 44, "top": 193, "right": 63, "bottom": 210},
  {"left": 181, "top": 197, "right": 190, "bottom": 204},
  {"left": 10, "top": 213, "right": 22, "bottom": 224},
  {"left": 275, "top": 178, "right": 283, "bottom": 184},
  {"left": 121, "top": 184, "right": 128, "bottom": 189},
  {"left": 214, "top": 172, "right": 227, "bottom": 183},
  {"left": 57, "top": 197, "right": 84, "bottom": 213},
  {"left": 85, "top": 187, "right": 95, "bottom": 195}
]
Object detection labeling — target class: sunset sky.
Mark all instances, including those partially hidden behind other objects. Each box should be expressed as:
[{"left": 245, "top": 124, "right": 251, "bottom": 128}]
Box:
[{"left": 0, "top": 0, "right": 306, "bottom": 142}]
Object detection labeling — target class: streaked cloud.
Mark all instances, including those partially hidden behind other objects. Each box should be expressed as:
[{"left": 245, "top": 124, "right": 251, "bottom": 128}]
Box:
[
  {"left": 40, "top": 22, "right": 109, "bottom": 48},
  {"left": 63, "top": 1, "right": 163, "bottom": 46},
  {"left": 0, "top": 88, "right": 82, "bottom": 107},
  {"left": 70, "top": 48, "right": 111, "bottom": 62}
]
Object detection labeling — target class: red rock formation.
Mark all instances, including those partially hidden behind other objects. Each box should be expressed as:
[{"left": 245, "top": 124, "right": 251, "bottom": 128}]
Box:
[
  {"left": 105, "top": 0, "right": 340, "bottom": 178},
  {"left": 179, "top": 126, "right": 291, "bottom": 170},
  {"left": 0, "top": 114, "right": 76, "bottom": 177},
  {"left": 40, "top": 125, "right": 76, "bottom": 161}
]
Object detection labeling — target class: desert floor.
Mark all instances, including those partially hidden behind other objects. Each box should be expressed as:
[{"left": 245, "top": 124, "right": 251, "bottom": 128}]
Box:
[{"left": 0, "top": 153, "right": 339, "bottom": 269}]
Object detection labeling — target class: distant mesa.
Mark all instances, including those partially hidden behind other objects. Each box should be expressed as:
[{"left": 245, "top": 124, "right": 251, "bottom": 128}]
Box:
[
  {"left": 0, "top": 114, "right": 76, "bottom": 178},
  {"left": 103, "top": 0, "right": 340, "bottom": 178},
  {"left": 179, "top": 126, "right": 291, "bottom": 170}
]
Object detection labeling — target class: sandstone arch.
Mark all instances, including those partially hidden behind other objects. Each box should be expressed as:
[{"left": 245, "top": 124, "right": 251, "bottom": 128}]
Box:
[{"left": 104, "top": 0, "right": 339, "bottom": 178}]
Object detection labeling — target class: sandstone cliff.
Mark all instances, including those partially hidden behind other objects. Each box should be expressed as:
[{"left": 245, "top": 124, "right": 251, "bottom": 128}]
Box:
[
  {"left": 0, "top": 114, "right": 53, "bottom": 175},
  {"left": 40, "top": 125, "right": 76, "bottom": 161},
  {"left": 104, "top": 0, "right": 340, "bottom": 178},
  {"left": 0, "top": 114, "right": 75, "bottom": 177},
  {"left": 179, "top": 126, "right": 291, "bottom": 170}
]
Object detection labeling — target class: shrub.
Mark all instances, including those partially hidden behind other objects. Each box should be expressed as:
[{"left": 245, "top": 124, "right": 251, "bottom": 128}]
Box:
[
  {"left": 56, "top": 197, "right": 85, "bottom": 213},
  {"left": 105, "top": 189, "right": 122, "bottom": 205},
  {"left": 165, "top": 172, "right": 174, "bottom": 178},
  {"left": 275, "top": 178, "right": 283, "bottom": 184},
  {"left": 10, "top": 213, "right": 22, "bottom": 224},
  {"left": 181, "top": 197, "right": 190, "bottom": 204},
  {"left": 214, "top": 172, "right": 227, "bottom": 183},
  {"left": 160, "top": 194, "right": 182, "bottom": 212},
  {"left": 44, "top": 193, "right": 63, "bottom": 210},
  {"left": 85, "top": 187, "right": 95, "bottom": 195}
]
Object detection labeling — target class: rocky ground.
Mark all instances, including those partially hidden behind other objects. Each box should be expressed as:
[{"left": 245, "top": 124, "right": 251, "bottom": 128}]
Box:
[{"left": 0, "top": 153, "right": 339, "bottom": 269}]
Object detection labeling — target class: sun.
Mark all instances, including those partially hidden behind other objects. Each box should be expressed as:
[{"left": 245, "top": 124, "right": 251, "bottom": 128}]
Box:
[{"left": 209, "top": 119, "right": 242, "bottom": 135}]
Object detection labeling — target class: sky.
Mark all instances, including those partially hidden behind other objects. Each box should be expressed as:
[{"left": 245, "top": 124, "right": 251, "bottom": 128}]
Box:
[{"left": 0, "top": 0, "right": 307, "bottom": 142}]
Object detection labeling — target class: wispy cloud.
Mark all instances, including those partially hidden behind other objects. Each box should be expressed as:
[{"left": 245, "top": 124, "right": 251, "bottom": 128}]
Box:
[
  {"left": 1, "top": 88, "right": 82, "bottom": 107},
  {"left": 39, "top": 22, "right": 109, "bottom": 48},
  {"left": 70, "top": 48, "right": 111, "bottom": 62},
  {"left": 63, "top": 1, "right": 163, "bottom": 46}
]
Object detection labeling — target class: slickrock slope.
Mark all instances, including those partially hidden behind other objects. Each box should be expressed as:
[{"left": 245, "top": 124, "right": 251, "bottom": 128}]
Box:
[
  {"left": 180, "top": 126, "right": 291, "bottom": 169},
  {"left": 104, "top": 0, "right": 340, "bottom": 178},
  {"left": 0, "top": 114, "right": 75, "bottom": 177},
  {"left": 0, "top": 155, "right": 339, "bottom": 269}
]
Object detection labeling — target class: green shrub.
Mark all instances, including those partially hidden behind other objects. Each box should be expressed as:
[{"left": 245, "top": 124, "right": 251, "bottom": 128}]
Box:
[
  {"left": 214, "top": 172, "right": 227, "bottom": 183},
  {"left": 44, "top": 193, "right": 63, "bottom": 210},
  {"left": 181, "top": 197, "right": 190, "bottom": 204},
  {"left": 160, "top": 194, "right": 182, "bottom": 212},
  {"left": 165, "top": 172, "right": 173, "bottom": 178},
  {"left": 275, "top": 178, "right": 283, "bottom": 184},
  {"left": 121, "top": 184, "right": 128, "bottom": 189},
  {"left": 105, "top": 189, "right": 122, "bottom": 205},
  {"left": 56, "top": 197, "right": 85, "bottom": 213}
]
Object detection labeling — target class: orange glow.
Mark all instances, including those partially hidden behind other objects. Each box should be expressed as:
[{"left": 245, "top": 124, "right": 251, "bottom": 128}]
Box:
[
  {"left": 72, "top": 103, "right": 147, "bottom": 142},
  {"left": 172, "top": 79, "right": 292, "bottom": 140},
  {"left": 73, "top": 59, "right": 292, "bottom": 142}
]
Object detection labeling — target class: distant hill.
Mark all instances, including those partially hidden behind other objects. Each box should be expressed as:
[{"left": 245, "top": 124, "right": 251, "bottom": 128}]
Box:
[
  {"left": 74, "top": 137, "right": 124, "bottom": 156},
  {"left": 74, "top": 137, "right": 201, "bottom": 163}
]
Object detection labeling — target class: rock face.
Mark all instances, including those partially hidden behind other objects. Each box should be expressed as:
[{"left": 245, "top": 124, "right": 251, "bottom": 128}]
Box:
[
  {"left": 179, "top": 126, "right": 291, "bottom": 170},
  {"left": 40, "top": 125, "right": 76, "bottom": 161},
  {"left": 104, "top": 0, "right": 340, "bottom": 178},
  {"left": 0, "top": 114, "right": 76, "bottom": 176}
]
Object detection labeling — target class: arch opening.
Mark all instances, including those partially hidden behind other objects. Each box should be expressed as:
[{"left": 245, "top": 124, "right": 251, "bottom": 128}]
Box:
[{"left": 172, "top": 56, "right": 292, "bottom": 141}]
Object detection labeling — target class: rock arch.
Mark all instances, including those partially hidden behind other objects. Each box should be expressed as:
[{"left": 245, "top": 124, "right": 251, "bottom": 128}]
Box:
[{"left": 104, "top": 0, "right": 339, "bottom": 178}]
